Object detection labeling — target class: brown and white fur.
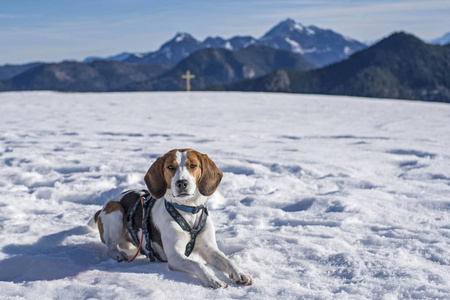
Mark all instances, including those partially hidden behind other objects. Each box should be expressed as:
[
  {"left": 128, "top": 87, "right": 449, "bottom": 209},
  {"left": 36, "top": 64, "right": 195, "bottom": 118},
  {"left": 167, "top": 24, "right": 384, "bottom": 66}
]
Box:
[{"left": 88, "top": 149, "right": 252, "bottom": 288}]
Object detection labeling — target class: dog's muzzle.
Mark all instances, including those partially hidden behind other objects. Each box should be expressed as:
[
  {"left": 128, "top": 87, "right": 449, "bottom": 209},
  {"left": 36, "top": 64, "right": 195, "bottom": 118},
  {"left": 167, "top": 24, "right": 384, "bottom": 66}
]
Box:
[{"left": 174, "top": 179, "right": 192, "bottom": 197}]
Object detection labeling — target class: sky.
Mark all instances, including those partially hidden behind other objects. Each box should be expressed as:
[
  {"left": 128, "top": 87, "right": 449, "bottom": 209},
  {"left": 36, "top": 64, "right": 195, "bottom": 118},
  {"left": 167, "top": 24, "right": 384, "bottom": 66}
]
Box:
[{"left": 1, "top": 0, "right": 449, "bottom": 65}]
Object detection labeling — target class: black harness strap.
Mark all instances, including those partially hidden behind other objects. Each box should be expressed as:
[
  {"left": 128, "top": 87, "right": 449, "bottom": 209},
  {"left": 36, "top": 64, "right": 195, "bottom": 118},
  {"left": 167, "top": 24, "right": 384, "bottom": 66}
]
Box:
[
  {"left": 127, "top": 198, "right": 142, "bottom": 246},
  {"left": 164, "top": 199, "right": 208, "bottom": 257},
  {"left": 127, "top": 193, "right": 166, "bottom": 262}
]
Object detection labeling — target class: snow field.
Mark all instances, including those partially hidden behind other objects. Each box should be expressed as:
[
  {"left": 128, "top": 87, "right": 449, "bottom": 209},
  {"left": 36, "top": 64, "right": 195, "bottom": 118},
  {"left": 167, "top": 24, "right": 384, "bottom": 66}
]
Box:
[{"left": 0, "top": 91, "right": 449, "bottom": 299}]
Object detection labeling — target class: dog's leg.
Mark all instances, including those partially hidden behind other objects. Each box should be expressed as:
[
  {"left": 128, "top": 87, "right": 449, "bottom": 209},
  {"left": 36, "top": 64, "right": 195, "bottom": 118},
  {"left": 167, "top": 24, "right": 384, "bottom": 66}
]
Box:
[
  {"left": 200, "top": 244, "right": 253, "bottom": 285},
  {"left": 167, "top": 253, "right": 227, "bottom": 288},
  {"left": 98, "top": 202, "right": 129, "bottom": 262},
  {"left": 163, "top": 238, "right": 227, "bottom": 288}
]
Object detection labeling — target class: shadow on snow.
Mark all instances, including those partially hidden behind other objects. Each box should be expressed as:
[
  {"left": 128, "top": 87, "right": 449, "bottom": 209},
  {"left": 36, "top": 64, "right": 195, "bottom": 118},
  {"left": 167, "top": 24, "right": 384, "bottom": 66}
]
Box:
[{"left": 0, "top": 226, "right": 199, "bottom": 285}]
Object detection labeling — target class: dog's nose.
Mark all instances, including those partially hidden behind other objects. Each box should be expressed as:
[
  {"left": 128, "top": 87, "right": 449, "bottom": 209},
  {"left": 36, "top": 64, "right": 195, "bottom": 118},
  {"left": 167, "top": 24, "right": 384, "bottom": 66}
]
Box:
[{"left": 176, "top": 179, "right": 189, "bottom": 190}]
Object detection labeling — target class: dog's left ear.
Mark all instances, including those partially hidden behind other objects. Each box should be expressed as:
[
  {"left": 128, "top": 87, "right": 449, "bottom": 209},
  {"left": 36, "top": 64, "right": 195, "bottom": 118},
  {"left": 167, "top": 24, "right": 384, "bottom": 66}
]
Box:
[
  {"left": 144, "top": 156, "right": 167, "bottom": 199},
  {"left": 198, "top": 153, "right": 223, "bottom": 196}
]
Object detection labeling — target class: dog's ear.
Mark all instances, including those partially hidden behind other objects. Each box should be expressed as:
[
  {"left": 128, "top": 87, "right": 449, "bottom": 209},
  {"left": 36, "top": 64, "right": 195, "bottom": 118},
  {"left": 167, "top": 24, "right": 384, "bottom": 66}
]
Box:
[
  {"left": 198, "top": 153, "right": 223, "bottom": 196},
  {"left": 144, "top": 156, "right": 167, "bottom": 199}
]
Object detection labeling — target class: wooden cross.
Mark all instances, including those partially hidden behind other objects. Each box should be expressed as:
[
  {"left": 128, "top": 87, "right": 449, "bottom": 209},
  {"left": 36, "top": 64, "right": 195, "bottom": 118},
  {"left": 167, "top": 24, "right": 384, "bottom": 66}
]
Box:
[{"left": 181, "top": 70, "right": 195, "bottom": 92}]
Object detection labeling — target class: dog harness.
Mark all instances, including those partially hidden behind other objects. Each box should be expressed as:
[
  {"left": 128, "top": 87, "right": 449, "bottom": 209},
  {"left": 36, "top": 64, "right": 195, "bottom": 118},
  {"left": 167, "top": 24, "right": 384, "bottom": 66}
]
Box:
[
  {"left": 127, "top": 192, "right": 209, "bottom": 261},
  {"left": 127, "top": 193, "right": 166, "bottom": 262},
  {"left": 164, "top": 199, "right": 209, "bottom": 257}
]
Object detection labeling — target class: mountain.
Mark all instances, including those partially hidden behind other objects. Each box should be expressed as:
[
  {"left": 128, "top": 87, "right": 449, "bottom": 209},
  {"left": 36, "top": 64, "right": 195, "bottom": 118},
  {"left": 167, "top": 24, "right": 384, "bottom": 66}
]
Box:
[
  {"left": 202, "top": 36, "right": 228, "bottom": 49},
  {"left": 124, "top": 34, "right": 258, "bottom": 67},
  {"left": 256, "top": 18, "right": 366, "bottom": 67},
  {"left": 214, "top": 32, "right": 450, "bottom": 103},
  {"left": 123, "top": 33, "right": 204, "bottom": 67},
  {"left": 0, "top": 62, "right": 43, "bottom": 80},
  {"left": 83, "top": 19, "right": 365, "bottom": 68},
  {"left": 83, "top": 52, "right": 138, "bottom": 63},
  {"left": 203, "top": 36, "right": 257, "bottom": 50},
  {"left": 0, "top": 19, "right": 369, "bottom": 93},
  {"left": 84, "top": 35, "right": 258, "bottom": 66},
  {"left": 228, "top": 36, "right": 257, "bottom": 50},
  {"left": 0, "top": 61, "right": 167, "bottom": 92},
  {"left": 119, "top": 45, "right": 314, "bottom": 91},
  {"left": 430, "top": 32, "right": 450, "bottom": 45},
  {"left": 0, "top": 45, "right": 312, "bottom": 92}
]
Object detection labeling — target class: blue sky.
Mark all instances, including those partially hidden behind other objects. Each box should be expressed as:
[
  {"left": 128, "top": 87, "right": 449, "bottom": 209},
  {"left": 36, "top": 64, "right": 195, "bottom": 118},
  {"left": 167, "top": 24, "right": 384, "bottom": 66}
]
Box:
[{"left": 1, "top": 0, "right": 449, "bottom": 64}]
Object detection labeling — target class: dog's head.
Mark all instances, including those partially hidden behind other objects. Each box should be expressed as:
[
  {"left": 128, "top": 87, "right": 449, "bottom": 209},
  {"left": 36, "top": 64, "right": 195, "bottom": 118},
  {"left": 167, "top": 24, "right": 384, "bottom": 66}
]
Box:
[{"left": 144, "top": 149, "right": 223, "bottom": 201}]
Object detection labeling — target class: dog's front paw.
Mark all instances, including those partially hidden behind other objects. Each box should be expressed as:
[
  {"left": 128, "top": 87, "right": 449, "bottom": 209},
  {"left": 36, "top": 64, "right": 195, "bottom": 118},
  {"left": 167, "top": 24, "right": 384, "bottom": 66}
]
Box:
[
  {"left": 230, "top": 273, "right": 253, "bottom": 285},
  {"left": 205, "top": 276, "right": 228, "bottom": 289}
]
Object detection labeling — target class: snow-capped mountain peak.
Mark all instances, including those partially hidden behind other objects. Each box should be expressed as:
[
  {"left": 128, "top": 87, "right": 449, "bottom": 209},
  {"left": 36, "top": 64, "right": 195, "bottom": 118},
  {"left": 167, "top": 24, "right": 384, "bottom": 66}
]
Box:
[
  {"left": 285, "top": 19, "right": 314, "bottom": 34},
  {"left": 202, "top": 36, "right": 257, "bottom": 51},
  {"left": 257, "top": 18, "right": 366, "bottom": 67},
  {"left": 262, "top": 18, "right": 315, "bottom": 39},
  {"left": 174, "top": 32, "right": 192, "bottom": 42},
  {"left": 124, "top": 32, "right": 204, "bottom": 67},
  {"left": 158, "top": 33, "right": 202, "bottom": 51},
  {"left": 81, "top": 18, "right": 365, "bottom": 68},
  {"left": 127, "top": 52, "right": 143, "bottom": 59},
  {"left": 202, "top": 36, "right": 227, "bottom": 48}
]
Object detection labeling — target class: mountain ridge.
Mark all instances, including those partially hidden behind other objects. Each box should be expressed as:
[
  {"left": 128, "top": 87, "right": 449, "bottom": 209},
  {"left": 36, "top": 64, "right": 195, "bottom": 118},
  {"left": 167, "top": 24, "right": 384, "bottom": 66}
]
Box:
[
  {"left": 430, "top": 32, "right": 450, "bottom": 45},
  {"left": 82, "top": 18, "right": 366, "bottom": 68},
  {"left": 0, "top": 45, "right": 312, "bottom": 92},
  {"left": 257, "top": 18, "right": 366, "bottom": 67},
  {"left": 212, "top": 32, "right": 450, "bottom": 102},
  {"left": 0, "top": 61, "right": 167, "bottom": 92},
  {"left": 117, "top": 45, "right": 314, "bottom": 91},
  {"left": 0, "top": 18, "right": 369, "bottom": 82}
]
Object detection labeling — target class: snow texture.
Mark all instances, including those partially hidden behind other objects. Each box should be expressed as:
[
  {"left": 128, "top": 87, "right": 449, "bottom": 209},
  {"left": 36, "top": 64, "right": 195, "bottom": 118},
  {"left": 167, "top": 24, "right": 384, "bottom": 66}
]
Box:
[{"left": 0, "top": 91, "right": 449, "bottom": 299}]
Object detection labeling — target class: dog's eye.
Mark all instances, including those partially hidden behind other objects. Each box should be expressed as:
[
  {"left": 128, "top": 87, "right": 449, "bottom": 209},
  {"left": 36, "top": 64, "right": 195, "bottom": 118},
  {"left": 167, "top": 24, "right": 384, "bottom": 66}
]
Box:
[
  {"left": 167, "top": 165, "right": 174, "bottom": 170},
  {"left": 190, "top": 164, "right": 197, "bottom": 169}
]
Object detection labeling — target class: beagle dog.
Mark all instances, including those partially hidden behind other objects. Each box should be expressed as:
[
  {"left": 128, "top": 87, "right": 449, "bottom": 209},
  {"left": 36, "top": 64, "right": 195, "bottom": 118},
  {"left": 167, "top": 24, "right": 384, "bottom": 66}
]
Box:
[{"left": 88, "top": 149, "right": 252, "bottom": 288}]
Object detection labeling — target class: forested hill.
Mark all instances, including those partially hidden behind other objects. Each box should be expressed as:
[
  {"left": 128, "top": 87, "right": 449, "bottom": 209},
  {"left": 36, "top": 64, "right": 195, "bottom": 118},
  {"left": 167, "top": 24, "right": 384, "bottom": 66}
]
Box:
[{"left": 213, "top": 32, "right": 450, "bottom": 103}]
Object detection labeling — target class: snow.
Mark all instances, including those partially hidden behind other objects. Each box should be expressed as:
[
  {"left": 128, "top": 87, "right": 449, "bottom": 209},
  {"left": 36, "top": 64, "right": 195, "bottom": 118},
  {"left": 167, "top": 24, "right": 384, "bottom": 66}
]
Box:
[
  {"left": 285, "top": 37, "right": 305, "bottom": 54},
  {"left": 343, "top": 35, "right": 357, "bottom": 43},
  {"left": 175, "top": 33, "right": 188, "bottom": 42},
  {"left": 344, "top": 46, "right": 352, "bottom": 55},
  {"left": 292, "top": 23, "right": 304, "bottom": 32},
  {"left": 285, "top": 19, "right": 315, "bottom": 36},
  {"left": 224, "top": 41, "right": 233, "bottom": 50},
  {"left": 284, "top": 37, "right": 317, "bottom": 54},
  {"left": 107, "top": 52, "right": 134, "bottom": 61},
  {"left": 305, "top": 27, "right": 316, "bottom": 35},
  {"left": 0, "top": 91, "right": 450, "bottom": 299},
  {"left": 130, "top": 53, "right": 144, "bottom": 59}
]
